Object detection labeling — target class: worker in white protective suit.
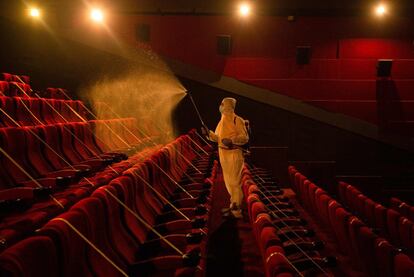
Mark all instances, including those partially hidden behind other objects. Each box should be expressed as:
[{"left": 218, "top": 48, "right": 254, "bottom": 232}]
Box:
[{"left": 202, "top": 98, "right": 249, "bottom": 219}]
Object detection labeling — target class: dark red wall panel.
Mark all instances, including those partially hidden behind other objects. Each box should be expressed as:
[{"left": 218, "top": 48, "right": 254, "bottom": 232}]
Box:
[{"left": 111, "top": 15, "right": 414, "bottom": 131}]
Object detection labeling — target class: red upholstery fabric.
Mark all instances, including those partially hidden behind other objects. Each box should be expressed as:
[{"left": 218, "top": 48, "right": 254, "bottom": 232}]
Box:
[
  {"left": 394, "top": 253, "right": 414, "bottom": 277},
  {"left": 0, "top": 236, "right": 58, "bottom": 277}
]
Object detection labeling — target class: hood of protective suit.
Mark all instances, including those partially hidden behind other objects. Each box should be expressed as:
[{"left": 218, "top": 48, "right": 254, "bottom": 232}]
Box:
[{"left": 219, "top": 97, "right": 236, "bottom": 116}]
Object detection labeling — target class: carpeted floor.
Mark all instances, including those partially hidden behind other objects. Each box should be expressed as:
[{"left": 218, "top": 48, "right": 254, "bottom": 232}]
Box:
[{"left": 206, "top": 170, "right": 264, "bottom": 277}]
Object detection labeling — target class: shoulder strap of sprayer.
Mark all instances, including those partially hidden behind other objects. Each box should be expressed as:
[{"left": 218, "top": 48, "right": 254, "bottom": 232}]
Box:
[{"left": 233, "top": 116, "right": 251, "bottom": 155}]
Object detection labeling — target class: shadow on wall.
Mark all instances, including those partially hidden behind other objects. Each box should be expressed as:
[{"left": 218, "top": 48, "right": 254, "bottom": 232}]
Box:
[{"left": 376, "top": 79, "right": 410, "bottom": 138}]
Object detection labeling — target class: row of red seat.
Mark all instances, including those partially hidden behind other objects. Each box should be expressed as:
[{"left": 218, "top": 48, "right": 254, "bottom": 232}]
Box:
[
  {"left": 0, "top": 145, "right": 158, "bottom": 253},
  {"left": 0, "top": 81, "right": 73, "bottom": 101},
  {"left": 0, "top": 96, "right": 88, "bottom": 127},
  {"left": 0, "top": 81, "right": 32, "bottom": 98},
  {"left": 0, "top": 128, "right": 205, "bottom": 249},
  {"left": 1, "top": 73, "right": 30, "bottom": 84},
  {"left": 0, "top": 117, "right": 160, "bottom": 251},
  {"left": 243, "top": 165, "right": 336, "bottom": 277},
  {"left": 338, "top": 182, "right": 414, "bottom": 258},
  {"left": 390, "top": 197, "right": 414, "bottom": 223},
  {"left": 0, "top": 120, "right": 142, "bottom": 191},
  {"left": 289, "top": 166, "right": 414, "bottom": 277},
  {"left": 1, "top": 72, "right": 71, "bottom": 100},
  {"left": 0, "top": 132, "right": 215, "bottom": 276},
  {"left": 44, "top": 88, "right": 68, "bottom": 100}
]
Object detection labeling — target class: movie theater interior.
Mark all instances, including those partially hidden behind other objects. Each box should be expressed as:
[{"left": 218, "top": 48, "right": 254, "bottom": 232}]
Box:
[{"left": 0, "top": 1, "right": 414, "bottom": 276}]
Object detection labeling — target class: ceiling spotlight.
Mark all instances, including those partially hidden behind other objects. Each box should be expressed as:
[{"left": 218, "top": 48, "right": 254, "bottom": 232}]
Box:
[
  {"left": 29, "top": 8, "right": 41, "bottom": 18},
  {"left": 90, "top": 8, "right": 104, "bottom": 23},
  {"left": 375, "top": 4, "right": 387, "bottom": 16},
  {"left": 239, "top": 3, "right": 251, "bottom": 17}
]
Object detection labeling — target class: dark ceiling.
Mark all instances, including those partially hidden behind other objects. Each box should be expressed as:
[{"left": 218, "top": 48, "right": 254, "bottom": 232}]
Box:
[
  {"left": 113, "top": 0, "right": 414, "bottom": 16},
  {"left": 1, "top": 0, "right": 414, "bottom": 17}
]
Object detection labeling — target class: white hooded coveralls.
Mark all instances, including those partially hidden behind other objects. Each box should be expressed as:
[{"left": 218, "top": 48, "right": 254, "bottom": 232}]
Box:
[{"left": 209, "top": 98, "right": 249, "bottom": 208}]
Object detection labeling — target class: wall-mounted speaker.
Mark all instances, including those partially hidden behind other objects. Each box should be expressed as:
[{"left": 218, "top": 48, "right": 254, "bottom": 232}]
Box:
[
  {"left": 377, "top": 59, "right": 393, "bottom": 77},
  {"left": 135, "top": 24, "right": 151, "bottom": 42},
  {"left": 217, "top": 35, "right": 232, "bottom": 55},
  {"left": 296, "top": 46, "right": 312, "bottom": 65}
]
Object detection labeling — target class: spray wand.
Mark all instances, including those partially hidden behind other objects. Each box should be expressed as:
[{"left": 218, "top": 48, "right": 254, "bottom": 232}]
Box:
[{"left": 186, "top": 91, "right": 208, "bottom": 130}]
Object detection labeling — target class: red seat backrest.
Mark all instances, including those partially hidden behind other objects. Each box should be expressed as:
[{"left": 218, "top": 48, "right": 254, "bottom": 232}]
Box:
[
  {"left": 387, "top": 209, "right": 403, "bottom": 246},
  {"left": 0, "top": 97, "right": 17, "bottom": 127},
  {"left": 375, "top": 238, "right": 396, "bottom": 277},
  {"left": 0, "top": 81, "right": 9, "bottom": 96},
  {"left": 0, "top": 236, "right": 58, "bottom": 277},
  {"left": 0, "top": 127, "right": 39, "bottom": 183},
  {"left": 41, "top": 208, "right": 126, "bottom": 277},
  {"left": 38, "top": 125, "right": 70, "bottom": 170},
  {"left": 91, "top": 186, "right": 139, "bottom": 265},
  {"left": 394, "top": 253, "right": 414, "bottom": 277}
]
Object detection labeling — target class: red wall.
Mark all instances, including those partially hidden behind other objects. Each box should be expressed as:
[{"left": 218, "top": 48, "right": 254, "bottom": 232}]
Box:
[{"left": 111, "top": 15, "right": 414, "bottom": 135}]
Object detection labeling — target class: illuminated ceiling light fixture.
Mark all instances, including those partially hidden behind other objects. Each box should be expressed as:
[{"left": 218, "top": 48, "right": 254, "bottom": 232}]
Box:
[
  {"left": 90, "top": 8, "right": 104, "bottom": 23},
  {"left": 375, "top": 3, "right": 387, "bottom": 16},
  {"left": 29, "top": 7, "right": 41, "bottom": 18},
  {"left": 239, "top": 3, "right": 251, "bottom": 17}
]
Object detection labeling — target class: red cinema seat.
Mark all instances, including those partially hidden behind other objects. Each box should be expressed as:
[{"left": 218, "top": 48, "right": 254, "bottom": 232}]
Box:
[
  {"left": 398, "top": 217, "right": 414, "bottom": 252},
  {"left": 0, "top": 236, "right": 58, "bottom": 277},
  {"left": 364, "top": 198, "right": 377, "bottom": 227},
  {"left": 23, "top": 126, "right": 78, "bottom": 180},
  {"left": 265, "top": 248, "right": 295, "bottom": 277},
  {"left": 39, "top": 125, "right": 91, "bottom": 174},
  {"left": 60, "top": 100, "right": 78, "bottom": 122},
  {"left": 394, "top": 253, "right": 414, "bottom": 277},
  {"left": 0, "top": 81, "right": 9, "bottom": 96},
  {"left": 355, "top": 194, "right": 368, "bottom": 220},
  {"left": 0, "top": 127, "right": 38, "bottom": 183},
  {"left": 56, "top": 124, "right": 106, "bottom": 171},
  {"left": 375, "top": 238, "right": 396, "bottom": 277},
  {"left": 28, "top": 98, "right": 44, "bottom": 125},
  {"left": 315, "top": 192, "right": 332, "bottom": 228},
  {"left": 46, "top": 88, "right": 66, "bottom": 99},
  {"left": 0, "top": 127, "right": 61, "bottom": 189},
  {"left": 70, "top": 123, "right": 116, "bottom": 163},
  {"left": 374, "top": 204, "right": 388, "bottom": 238},
  {"left": 0, "top": 97, "right": 17, "bottom": 127},
  {"left": 328, "top": 201, "right": 352, "bottom": 255},
  {"left": 79, "top": 190, "right": 201, "bottom": 276},
  {"left": 387, "top": 209, "right": 403, "bottom": 246},
  {"left": 18, "top": 75, "right": 30, "bottom": 84},
  {"left": 8, "top": 82, "right": 31, "bottom": 98},
  {"left": 1, "top": 73, "right": 13, "bottom": 82},
  {"left": 337, "top": 181, "right": 349, "bottom": 206},
  {"left": 40, "top": 210, "right": 128, "bottom": 277},
  {"left": 307, "top": 183, "right": 319, "bottom": 214},
  {"left": 45, "top": 88, "right": 57, "bottom": 99},
  {"left": 391, "top": 197, "right": 411, "bottom": 218},
  {"left": 69, "top": 100, "right": 87, "bottom": 121},
  {"left": 15, "top": 98, "right": 40, "bottom": 126},
  {"left": 78, "top": 123, "right": 127, "bottom": 161},
  {"left": 347, "top": 217, "right": 365, "bottom": 270},
  {"left": 40, "top": 99, "right": 61, "bottom": 125},
  {"left": 354, "top": 222, "right": 378, "bottom": 275},
  {"left": 345, "top": 185, "right": 361, "bottom": 214}
]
